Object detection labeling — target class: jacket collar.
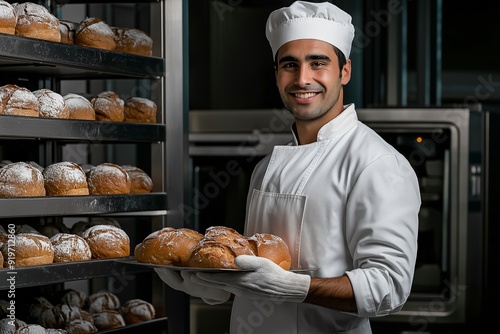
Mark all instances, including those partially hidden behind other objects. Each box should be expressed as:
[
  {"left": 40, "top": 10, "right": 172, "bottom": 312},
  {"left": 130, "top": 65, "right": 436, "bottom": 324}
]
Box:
[{"left": 291, "top": 103, "right": 357, "bottom": 145}]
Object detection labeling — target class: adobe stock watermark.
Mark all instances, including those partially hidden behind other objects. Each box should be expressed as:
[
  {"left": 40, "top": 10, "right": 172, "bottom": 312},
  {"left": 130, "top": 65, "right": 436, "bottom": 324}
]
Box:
[
  {"left": 452, "top": 73, "right": 500, "bottom": 112},
  {"left": 4, "top": 224, "right": 17, "bottom": 327}
]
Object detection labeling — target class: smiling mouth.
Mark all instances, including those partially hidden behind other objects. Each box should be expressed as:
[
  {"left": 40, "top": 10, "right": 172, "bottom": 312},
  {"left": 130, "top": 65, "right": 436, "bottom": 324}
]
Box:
[{"left": 293, "top": 92, "right": 318, "bottom": 99}]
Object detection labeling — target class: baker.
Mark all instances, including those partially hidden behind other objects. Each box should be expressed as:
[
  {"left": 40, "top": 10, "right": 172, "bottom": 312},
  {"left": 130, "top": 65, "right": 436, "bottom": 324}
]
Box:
[{"left": 156, "top": 1, "right": 421, "bottom": 333}]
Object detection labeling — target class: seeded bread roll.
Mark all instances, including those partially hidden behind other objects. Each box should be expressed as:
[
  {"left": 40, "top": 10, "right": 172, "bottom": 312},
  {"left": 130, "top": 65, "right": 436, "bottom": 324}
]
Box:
[
  {"left": 188, "top": 226, "right": 255, "bottom": 269},
  {"left": 13, "top": 2, "right": 61, "bottom": 42},
  {"left": 124, "top": 97, "right": 157, "bottom": 123},
  {"left": 135, "top": 227, "right": 203, "bottom": 266},
  {"left": 75, "top": 17, "right": 116, "bottom": 51},
  {"left": 83, "top": 225, "right": 130, "bottom": 259},
  {"left": 63, "top": 94, "right": 96, "bottom": 120},
  {"left": 43, "top": 161, "right": 89, "bottom": 196},
  {"left": 90, "top": 91, "right": 124, "bottom": 122},
  {"left": 0, "top": 162, "right": 46, "bottom": 197},
  {"left": 121, "top": 299, "right": 155, "bottom": 324},
  {"left": 121, "top": 165, "right": 153, "bottom": 194},
  {"left": 50, "top": 233, "right": 92, "bottom": 263},
  {"left": 0, "top": 84, "right": 39, "bottom": 117},
  {"left": 87, "top": 163, "right": 130, "bottom": 195},
  {"left": 33, "top": 88, "right": 69, "bottom": 119},
  {"left": 1, "top": 233, "right": 54, "bottom": 267},
  {"left": 0, "top": 1, "right": 16, "bottom": 35}
]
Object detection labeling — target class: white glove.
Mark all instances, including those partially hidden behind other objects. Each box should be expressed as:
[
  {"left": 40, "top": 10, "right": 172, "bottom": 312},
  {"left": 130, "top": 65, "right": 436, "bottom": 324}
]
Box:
[
  {"left": 193, "top": 255, "right": 311, "bottom": 303},
  {"left": 154, "top": 268, "right": 231, "bottom": 305}
]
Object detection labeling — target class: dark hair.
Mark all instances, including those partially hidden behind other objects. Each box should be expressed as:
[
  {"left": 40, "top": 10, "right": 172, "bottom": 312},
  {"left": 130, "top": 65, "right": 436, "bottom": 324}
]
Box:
[{"left": 274, "top": 44, "right": 348, "bottom": 76}]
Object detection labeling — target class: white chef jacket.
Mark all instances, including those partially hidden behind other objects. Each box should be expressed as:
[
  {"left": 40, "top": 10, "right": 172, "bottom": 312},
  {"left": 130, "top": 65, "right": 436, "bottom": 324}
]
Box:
[{"left": 230, "top": 104, "right": 421, "bottom": 334}]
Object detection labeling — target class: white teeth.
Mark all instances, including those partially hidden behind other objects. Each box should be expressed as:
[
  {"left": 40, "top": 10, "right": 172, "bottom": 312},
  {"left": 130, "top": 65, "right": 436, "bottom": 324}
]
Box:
[{"left": 295, "top": 92, "right": 316, "bottom": 98}]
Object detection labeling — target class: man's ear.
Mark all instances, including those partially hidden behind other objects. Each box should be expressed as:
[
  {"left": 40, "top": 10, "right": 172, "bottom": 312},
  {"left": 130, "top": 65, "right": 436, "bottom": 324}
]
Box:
[{"left": 341, "top": 59, "right": 352, "bottom": 85}]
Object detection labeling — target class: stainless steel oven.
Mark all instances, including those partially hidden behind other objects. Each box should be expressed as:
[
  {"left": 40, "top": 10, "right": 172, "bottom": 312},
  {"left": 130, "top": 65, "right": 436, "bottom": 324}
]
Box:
[{"left": 187, "top": 107, "right": 499, "bottom": 333}]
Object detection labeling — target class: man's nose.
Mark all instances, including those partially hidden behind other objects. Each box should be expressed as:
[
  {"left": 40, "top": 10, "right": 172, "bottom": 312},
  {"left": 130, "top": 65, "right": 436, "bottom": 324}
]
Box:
[{"left": 296, "top": 65, "right": 312, "bottom": 87}]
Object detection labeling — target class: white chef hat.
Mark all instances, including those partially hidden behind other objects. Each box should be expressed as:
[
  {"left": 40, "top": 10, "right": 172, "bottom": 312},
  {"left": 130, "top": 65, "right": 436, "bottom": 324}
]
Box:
[{"left": 266, "top": 1, "right": 355, "bottom": 59}]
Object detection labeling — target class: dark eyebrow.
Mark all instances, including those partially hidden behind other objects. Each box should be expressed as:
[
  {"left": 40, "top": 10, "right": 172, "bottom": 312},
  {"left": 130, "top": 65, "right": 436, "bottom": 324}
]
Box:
[
  {"left": 306, "top": 54, "right": 331, "bottom": 62},
  {"left": 278, "top": 54, "right": 331, "bottom": 65}
]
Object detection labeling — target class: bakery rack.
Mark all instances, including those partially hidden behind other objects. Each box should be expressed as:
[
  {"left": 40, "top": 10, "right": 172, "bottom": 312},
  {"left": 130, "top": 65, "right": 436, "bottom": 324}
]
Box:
[{"left": 0, "top": 0, "right": 187, "bottom": 333}]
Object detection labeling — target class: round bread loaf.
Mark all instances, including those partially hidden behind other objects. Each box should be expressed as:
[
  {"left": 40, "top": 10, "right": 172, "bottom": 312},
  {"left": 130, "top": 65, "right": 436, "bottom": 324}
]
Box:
[
  {"left": 88, "top": 290, "right": 120, "bottom": 314},
  {"left": 91, "top": 91, "right": 124, "bottom": 122},
  {"left": 0, "top": 84, "right": 39, "bottom": 117},
  {"left": 70, "top": 221, "right": 90, "bottom": 236},
  {"left": 247, "top": 232, "right": 292, "bottom": 270},
  {"left": 135, "top": 227, "right": 203, "bottom": 266},
  {"left": 0, "top": 250, "right": 3, "bottom": 268},
  {"left": 37, "top": 221, "right": 71, "bottom": 238},
  {"left": 43, "top": 161, "right": 89, "bottom": 196},
  {"left": 0, "top": 318, "right": 27, "bottom": 333},
  {"left": 58, "top": 289, "right": 87, "bottom": 309},
  {"left": 121, "top": 165, "right": 153, "bottom": 194},
  {"left": 1, "top": 233, "right": 54, "bottom": 267},
  {"left": 14, "top": 324, "right": 46, "bottom": 334},
  {"left": 50, "top": 233, "right": 92, "bottom": 263},
  {"left": 59, "top": 20, "right": 77, "bottom": 44},
  {"left": 121, "top": 299, "right": 155, "bottom": 324},
  {"left": 63, "top": 94, "right": 96, "bottom": 120},
  {"left": 92, "top": 310, "right": 125, "bottom": 330},
  {"left": 0, "top": 162, "right": 46, "bottom": 197},
  {"left": 123, "top": 97, "right": 157, "bottom": 123},
  {"left": 0, "top": 1, "right": 16, "bottom": 35},
  {"left": 65, "top": 319, "right": 97, "bottom": 334},
  {"left": 83, "top": 225, "right": 130, "bottom": 259},
  {"left": 75, "top": 17, "right": 116, "bottom": 51},
  {"left": 29, "top": 296, "right": 54, "bottom": 321},
  {"left": 0, "top": 225, "right": 8, "bottom": 245},
  {"left": 87, "top": 163, "right": 130, "bottom": 195},
  {"left": 112, "top": 27, "right": 153, "bottom": 56},
  {"left": 33, "top": 88, "right": 69, "bottom": 119},
  {"left": 13, "top": 2, "right": 61, "bottom": 42},
  {"left": 188, "top": 226, "right": 255, "bottom": 269},
  {"left": 46, "top": 329, "right": 71, "bottom": 334},
  {"left": 15, "top": 224, "right": 40, "bottom": 235}
]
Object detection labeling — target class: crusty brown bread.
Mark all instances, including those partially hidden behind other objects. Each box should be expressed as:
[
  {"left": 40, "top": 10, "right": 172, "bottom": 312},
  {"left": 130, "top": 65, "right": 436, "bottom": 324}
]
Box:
[
  {"left": 43, "top": 161, "right": 89, "bottom": 196},
  {"left": 135, "top": 227, "right": 203, "bottom": 266}
]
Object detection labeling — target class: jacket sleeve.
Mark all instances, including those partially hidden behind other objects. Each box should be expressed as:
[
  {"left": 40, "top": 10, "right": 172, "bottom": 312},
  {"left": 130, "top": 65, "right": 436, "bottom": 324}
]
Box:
[{"left": 345, "top": 153, "right": 421, "bottom": 317}]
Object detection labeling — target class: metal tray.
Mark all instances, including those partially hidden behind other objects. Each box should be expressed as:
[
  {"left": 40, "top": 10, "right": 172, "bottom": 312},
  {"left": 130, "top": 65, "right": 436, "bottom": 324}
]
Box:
[
  {"left": 0, "top": 34, "right": 164, "bottom": 79},
  {"left": 100, "top": 317, "right": 169, "bottom": 334},
  {"left": 0, "top": 193, "right": 167, "bottom": 218},
  {"left": 116, "top": 257, "right": 318, "bottom": 273},
  {"left": 0, "top": 115, "right": 165, "bottom": 142},
  {"left": 0, "top": 258, "right": 153, "bottom": 289}
]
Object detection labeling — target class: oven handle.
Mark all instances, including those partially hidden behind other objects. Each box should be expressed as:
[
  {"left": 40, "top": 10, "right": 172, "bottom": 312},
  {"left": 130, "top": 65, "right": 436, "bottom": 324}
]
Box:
[{"left": 189, "top": 132, "right": 293, "bottom": 156}]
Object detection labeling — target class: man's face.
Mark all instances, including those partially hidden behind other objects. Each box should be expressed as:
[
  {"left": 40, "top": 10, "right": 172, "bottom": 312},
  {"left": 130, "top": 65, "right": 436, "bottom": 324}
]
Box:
[{"left": 275, "top": 39, "right": 351, "bottom": 123}]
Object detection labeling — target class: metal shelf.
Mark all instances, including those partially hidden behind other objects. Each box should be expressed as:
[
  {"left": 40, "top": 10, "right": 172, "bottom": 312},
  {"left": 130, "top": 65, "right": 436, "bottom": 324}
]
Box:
[
  {"left": 0, "top": 257, "right": 152, "bottom": 289},
  {"left": 0, "top": 193, "right": 167, "bottom": 218},
  {"left": 0, "top": 116, "right": 165, "bottom": 142},
  {"left": 0, "top": 34, "right": 163, "bottom": 79}
]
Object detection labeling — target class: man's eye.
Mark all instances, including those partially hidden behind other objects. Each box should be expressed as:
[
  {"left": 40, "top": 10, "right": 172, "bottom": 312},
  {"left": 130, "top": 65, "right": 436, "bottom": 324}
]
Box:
[
  {"left": 282, "top": 63, "right": 297, "bottom": 69},
  {"left": 311, "top": 62, "right": 325, "bottom": 67}
]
